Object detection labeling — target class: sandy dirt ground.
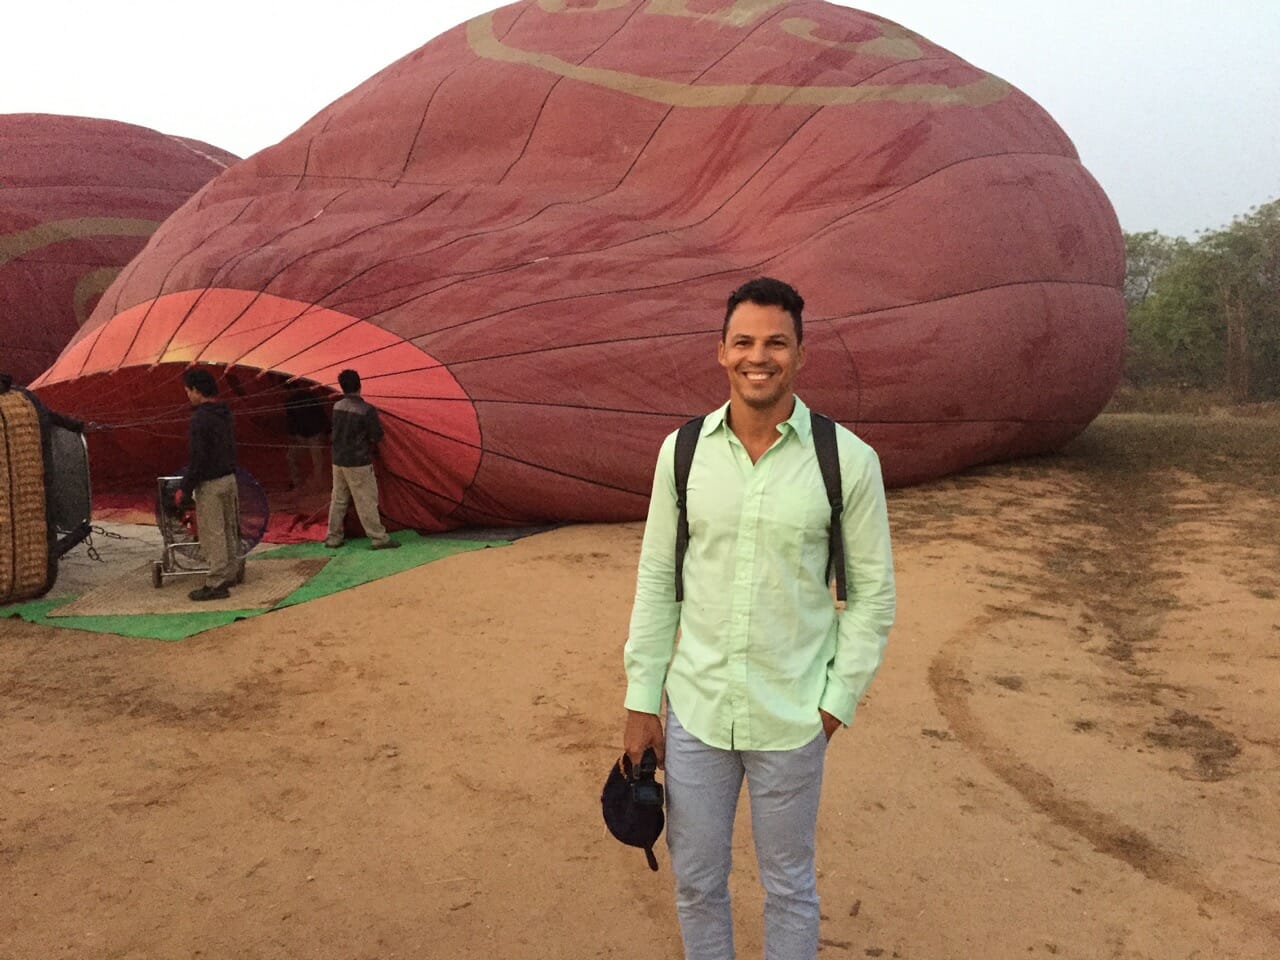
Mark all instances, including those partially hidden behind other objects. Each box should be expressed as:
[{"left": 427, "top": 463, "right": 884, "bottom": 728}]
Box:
[{"left": 2, "top": 414, "right": 1278, "bottom": 959}]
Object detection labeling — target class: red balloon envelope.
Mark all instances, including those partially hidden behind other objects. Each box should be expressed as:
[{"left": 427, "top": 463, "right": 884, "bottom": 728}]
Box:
[
  {"left": 0, "top": 114, "right": 237, "bottom": 385},
  {"left": 33, "top": 0, "right": 1125, "bottom": 531}
]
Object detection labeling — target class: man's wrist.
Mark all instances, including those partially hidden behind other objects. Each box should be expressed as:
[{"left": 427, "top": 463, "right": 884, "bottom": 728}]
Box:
[{"left": 623, "top": 685, "right": 664, "bottom": 715}]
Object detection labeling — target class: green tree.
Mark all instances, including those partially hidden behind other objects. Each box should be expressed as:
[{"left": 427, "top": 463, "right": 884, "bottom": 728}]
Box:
[
  {"left": 1122, "top": 200, "right": 1280, "bottom": 401},
  {"left": 1125, "top": 241, "right": 1222, "bottom": 388},
  {"left": 1203, "top": 200, "right": 1280, "bottom": 400},
  {"left": 1123, "top": 230, "right": 1186, "bottom": 309}
]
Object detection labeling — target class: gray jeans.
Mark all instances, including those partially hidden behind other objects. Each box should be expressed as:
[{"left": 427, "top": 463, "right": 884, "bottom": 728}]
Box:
[{"left": 665, "top": 708, "right": 827, "bottom": 960}]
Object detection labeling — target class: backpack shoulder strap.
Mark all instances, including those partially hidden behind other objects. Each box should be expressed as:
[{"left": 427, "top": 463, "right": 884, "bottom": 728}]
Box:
[
  {"left": 809, "top": 412, "right": 846, "bottom": 604},
  {"left": 673, "top": 416, "right": 705, "bottom": 602}
]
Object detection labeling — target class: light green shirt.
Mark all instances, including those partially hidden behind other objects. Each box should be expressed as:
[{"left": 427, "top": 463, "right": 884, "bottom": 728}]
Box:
[{"left": 624, "top": 395, "right": 896, "bottom": 751}]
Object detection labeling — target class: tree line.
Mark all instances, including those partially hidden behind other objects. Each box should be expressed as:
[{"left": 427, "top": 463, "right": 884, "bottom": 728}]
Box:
[{"left": 1124, "top": 198, "right": 1279, "bottom": 402}]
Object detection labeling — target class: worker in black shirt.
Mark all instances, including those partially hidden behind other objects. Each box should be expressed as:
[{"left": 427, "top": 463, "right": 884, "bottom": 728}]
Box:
[
  {"left": 179, "top": 367, "right": 240, "bottom": 600},
  {"left": 323, "top": 369, "right": 399, "bottom": 550},
  {"left": 284, "top": 382, "right": 327, "bottom": 490}
]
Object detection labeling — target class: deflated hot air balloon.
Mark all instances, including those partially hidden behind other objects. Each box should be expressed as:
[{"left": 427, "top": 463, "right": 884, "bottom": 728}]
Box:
[
  {"left": 33, "top": 0, "right": 1125, "bottom": 531},
  {"left": 0, "top": 113, "right": 237, "bottom": 385}
]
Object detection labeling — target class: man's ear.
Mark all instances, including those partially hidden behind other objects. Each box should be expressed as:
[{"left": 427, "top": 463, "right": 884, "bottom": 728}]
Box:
[
  {"left": 717, "top": 338, "right": 727, "bottom": 368},
  {"left": 796, "top": 341, "right": 807, "bottom": 371}
]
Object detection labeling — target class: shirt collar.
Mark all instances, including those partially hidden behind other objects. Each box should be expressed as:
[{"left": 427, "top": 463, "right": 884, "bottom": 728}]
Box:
[{"left": 703, "top": 394, "right": 811, "bottom": 442}]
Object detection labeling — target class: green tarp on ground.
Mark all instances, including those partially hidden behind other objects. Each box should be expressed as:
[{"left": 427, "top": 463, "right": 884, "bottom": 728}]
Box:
[{"left": 0, "top": 532, "right": 507, "bottom": 641}]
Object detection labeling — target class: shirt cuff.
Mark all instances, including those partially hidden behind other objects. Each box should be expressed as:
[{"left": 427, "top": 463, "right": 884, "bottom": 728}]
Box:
[
  {"left": 819, "top": 677, "right": 856, "bottom": 727},
  {"left": 624, "top": 682, "right": 664, "bottom": 715}
]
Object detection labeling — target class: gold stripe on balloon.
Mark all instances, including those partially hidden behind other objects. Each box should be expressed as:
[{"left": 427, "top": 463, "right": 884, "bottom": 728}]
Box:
[
  {"left": 535, "top": 0, "right": 788, "bottom": 22},
  {"left": 535, "top": 0, "right": 632, "bottom": 11},
  {"left": 780, "top": 17, "right": 923, "bottom": 60},
  {"left": 643, "top": 0, "right": 791, "bottom": 27},
  {"left": 0, "top": 218, "right": 158, "bottom": 268},
  {"left": 466, "top": 12, "right": 1010, "bottom": 108},
  {"left": 73, "top": 266, "right": 123, "bottom": 324}
]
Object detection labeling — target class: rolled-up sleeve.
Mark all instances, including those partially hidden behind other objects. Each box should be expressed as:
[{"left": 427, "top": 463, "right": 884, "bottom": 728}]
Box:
[
  {"left": 820, "top": 443, "right": 896, "bottom": 725},
  {"left": 623, "top": 433, "right": 681, "bottom": 715}
]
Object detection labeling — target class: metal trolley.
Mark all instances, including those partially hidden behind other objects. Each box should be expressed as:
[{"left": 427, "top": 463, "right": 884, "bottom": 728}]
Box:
[{"left": 151, "top": 471, "right": 267, "bottom": 589}]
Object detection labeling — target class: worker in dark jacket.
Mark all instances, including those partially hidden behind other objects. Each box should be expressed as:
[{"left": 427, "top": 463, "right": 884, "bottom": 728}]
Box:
[
  {"left": 284, "top": 382, "right": 328, "bottom": 489},
  {"left": 324, "top": 369, "right": 399, "bottom": 550},
  {"left": 179, "top": 367, "right": 240, "bottom": 601}
]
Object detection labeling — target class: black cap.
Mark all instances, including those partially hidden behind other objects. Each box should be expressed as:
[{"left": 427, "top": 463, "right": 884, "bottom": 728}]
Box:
[{"left": 601, "top": 749, "right": 665, "bottom": 871}]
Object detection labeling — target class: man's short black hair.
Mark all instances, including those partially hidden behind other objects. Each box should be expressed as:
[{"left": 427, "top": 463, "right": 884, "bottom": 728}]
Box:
[
  {"left": 338, "top": 369, "right": 361, "bottom": 394},
  {"left": 722, "top": 277, "right": 805, "bottom": 343},
  {"left": 182, "top": 367, "right": 218, "bottom": 398}
]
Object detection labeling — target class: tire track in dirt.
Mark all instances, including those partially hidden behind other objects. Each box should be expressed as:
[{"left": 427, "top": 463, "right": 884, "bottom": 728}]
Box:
[
  {"left": 930, "top": 615, "right": 1280, "bottom": 940},
  {"left": 925, "top": 418, "right": 1280, "bottom": 942}
]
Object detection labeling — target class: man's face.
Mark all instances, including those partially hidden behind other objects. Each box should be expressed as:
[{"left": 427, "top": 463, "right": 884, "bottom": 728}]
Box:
[
  {"left": 184, "top": 386, "right": 202, "bottom": 406},
  {"left": 717, "top": 301, "right": 805, "bottom": 412}
]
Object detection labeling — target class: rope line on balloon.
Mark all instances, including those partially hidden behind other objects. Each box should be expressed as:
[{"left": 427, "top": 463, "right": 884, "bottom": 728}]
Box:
[
  {"left": 82, "top": 190, "right": 452, "bottom": 394},
  {"left": 375, "top": 403, "right": 1103, "bottom": 429},
  {"left": 492, "top": 1, "right": 648, "bottom": 186},
  {"left": 191, "top": 29, "right": 815, "bottom": 319},
  {"left": 181, "top": 191, "right": 359, "bottom": 365},
  {"left": 392, "top": 65, "right": 464, "bottom": 187},
  {"left": 368, "top": 404, "right": 636, "bottom": 499},
  {"left": 309, "top": 109, "right": 822, "bottom": 319},
  {"left": 98, "top": 98, "right": 816, "bottom": 355},
  {"left": 47, "top": 333, "right": 432, "bottom": 425},
  {"left": 45, "top": 271, "right": 1114, "bottom": 435},
  {"left": 374, "top": 452, "right": 641, "bottom": 531},
  {"left": 375, "top": 407, "right": 653, "bottom": 500},
  {"left": 313, "top": 146, "right": 1085, "bottom": 333},
  {"left": 73, "top": 387, "right": 483, "bottom": 454},
  {"left": 74, "top": 379, "right": 1114, "bottom": 436},
  {"left": 392, "top": 271, "right": 1119, "bottom": 352},
  {"left": 48, "top": 132, "right": 1110, "bottom": 428},
  {"left": 78, "top": 395, "right": 1103, "bottom": 437},
  {"left": 107, "top": 196, "right": 262, "bottom": 367},
  {"left": 214, "top": 195, "right": 454, "bottom": 372},
  {"left": 97, "top": 195, "right": 257, "bottom": 350},
  {"left": 135, "top": 191, "right": 352, "bottom": 377},
  {"left": 77, "top": 201, "right": 262, "bottom": 412},
  {"left": 290, "top": 119, "right": 1079, "bottom": 326},
  {"left": 368, "top": 466, "right": 473, "bottom": 518},
  {"left": 200, "top": 191, "right": 458, "bottom": 372},
  {"left": 59, "top": 263, "right": 1115, "bottom": 411},
  {"left": 230, "top": 271, "right": 1113, "bottom": 390},
  {"left": 292, "top": 138, "right": 314, "bottom": 192},
  {"left": 78, "top": 308, "right": 358, "bottom": 393},
  {"left": 67, "top": 415, "right": 477, "bottom": 518},
  {"left": 65, "top": 416, "right": 643, "bottom": 532}
]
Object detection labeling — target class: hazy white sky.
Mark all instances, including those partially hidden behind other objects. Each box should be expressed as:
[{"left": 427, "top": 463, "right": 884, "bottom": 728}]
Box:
[{"left": 4, "top": 0, "right": 1276, "bottom": 238}]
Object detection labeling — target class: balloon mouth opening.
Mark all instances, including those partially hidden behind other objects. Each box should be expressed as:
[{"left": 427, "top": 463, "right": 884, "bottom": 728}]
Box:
[
  {"left": 33, "top": 284, "right": 486, "bottom": 531},
  {"left": 34, "top": 361, "right": 341, "bottom": 498}
]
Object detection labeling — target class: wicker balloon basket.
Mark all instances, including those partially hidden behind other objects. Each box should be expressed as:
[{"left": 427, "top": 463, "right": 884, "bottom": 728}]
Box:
[{"left": 0, "top": 389, "right": 51, "bottom": 604}]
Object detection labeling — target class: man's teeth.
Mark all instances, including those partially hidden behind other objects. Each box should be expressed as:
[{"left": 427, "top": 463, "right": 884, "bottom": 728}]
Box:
[{"left": 746, "top": 372, "right": 771, "bottom": 380}]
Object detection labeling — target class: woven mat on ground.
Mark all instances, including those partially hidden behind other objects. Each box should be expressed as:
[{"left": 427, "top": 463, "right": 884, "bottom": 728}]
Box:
[
  {"left": 47, "top": 557, "right": 330, "bottom": 618},
  {"left": 0, "top": 531, "right": 509, "bottom": 641}
]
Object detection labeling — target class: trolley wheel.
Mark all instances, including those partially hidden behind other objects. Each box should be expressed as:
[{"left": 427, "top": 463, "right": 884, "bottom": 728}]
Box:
[
  {"left": 151, "top": 561, "right": 164, "bottom": 589},
  {"left": 236, "top": 559, "right": 246, "bottom": 585}
]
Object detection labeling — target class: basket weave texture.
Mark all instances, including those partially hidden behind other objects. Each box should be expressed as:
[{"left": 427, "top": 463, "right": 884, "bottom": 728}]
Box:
[{"left": 0, "top": 391, "right": 50, "bottom": 603}]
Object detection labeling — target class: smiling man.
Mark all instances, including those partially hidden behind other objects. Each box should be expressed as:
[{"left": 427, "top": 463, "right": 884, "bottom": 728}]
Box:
[{"left": 621, "top": 277, "right": 896, "bottom": 960}]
